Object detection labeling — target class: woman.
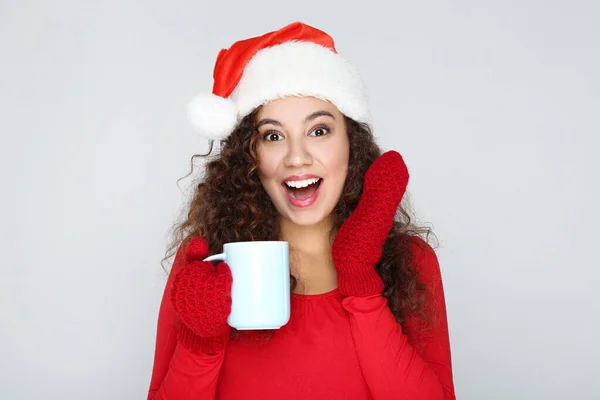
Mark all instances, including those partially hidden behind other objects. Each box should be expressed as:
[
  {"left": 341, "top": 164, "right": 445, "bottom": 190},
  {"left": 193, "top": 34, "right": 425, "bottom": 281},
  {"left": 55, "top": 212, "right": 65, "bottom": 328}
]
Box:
[{"left": 148, "top": 22, "right": 456, "bottom": 399}]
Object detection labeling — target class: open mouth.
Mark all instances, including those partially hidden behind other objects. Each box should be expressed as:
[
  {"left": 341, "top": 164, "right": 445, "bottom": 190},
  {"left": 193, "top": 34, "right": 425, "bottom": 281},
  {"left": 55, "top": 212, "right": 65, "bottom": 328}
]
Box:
[{"left": 283, "top": 178, "right": 323, "bottom": 201}]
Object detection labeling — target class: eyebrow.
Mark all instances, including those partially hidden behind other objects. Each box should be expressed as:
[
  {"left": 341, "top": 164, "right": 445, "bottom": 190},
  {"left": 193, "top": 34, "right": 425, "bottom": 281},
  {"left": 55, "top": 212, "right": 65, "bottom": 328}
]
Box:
[
  {"left": 256, "top": 110, "right": 336, "bottom": 129},
  {"left": 304, "top": 110, "right": 336, "bottom": 123}
]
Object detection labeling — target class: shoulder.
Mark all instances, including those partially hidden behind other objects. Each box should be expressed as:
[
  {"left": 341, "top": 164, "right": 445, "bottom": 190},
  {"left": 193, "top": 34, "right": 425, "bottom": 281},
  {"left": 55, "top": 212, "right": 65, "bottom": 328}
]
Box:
[
  {"left": 405, "top": 236, "right": 443, "bottom": 286},
  {"left": 403, "top": 236, "right": 449, "bottom": 337}
]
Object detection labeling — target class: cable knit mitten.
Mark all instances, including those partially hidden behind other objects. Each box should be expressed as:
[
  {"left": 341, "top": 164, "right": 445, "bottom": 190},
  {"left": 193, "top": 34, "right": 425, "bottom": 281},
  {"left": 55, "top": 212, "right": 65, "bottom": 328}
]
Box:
[
  {"left": 171, "top": 238, "right": 233, "bottom": 354},
  {"left": 332, "top": 151, "right": 409, "bottom": 297}
]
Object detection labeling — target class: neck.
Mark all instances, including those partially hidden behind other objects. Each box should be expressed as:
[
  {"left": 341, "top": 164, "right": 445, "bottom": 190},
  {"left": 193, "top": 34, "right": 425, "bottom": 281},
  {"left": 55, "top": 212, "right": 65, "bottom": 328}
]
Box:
[
  {"left": 279, "top": 215, "right": 338, "bottom": 294},
  {"left": 279, "top": 215, "right": 334, "bottom": 256}
]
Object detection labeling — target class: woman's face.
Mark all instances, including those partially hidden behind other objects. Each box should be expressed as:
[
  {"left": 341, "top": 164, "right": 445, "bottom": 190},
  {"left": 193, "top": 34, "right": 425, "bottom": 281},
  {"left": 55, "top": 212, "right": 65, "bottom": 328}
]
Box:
[{"left": 256, "top": 96, "right": 350, "bottom": 227}]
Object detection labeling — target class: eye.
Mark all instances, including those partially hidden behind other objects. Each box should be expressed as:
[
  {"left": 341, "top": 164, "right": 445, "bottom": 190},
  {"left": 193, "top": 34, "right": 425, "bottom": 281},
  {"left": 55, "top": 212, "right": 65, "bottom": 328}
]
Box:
[
  {"left": 262, "top": 131, "right": 283, "bottom": 141},
  {"left": 309, "top": 125, "right": 331, "bottom": 137}
]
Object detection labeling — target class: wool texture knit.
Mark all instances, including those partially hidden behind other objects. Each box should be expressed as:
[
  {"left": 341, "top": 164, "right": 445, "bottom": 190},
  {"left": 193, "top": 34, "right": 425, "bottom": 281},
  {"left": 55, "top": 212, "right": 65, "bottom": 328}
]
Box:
[
  {"left": 333, "top": 151, "right": 409, "bottom": 297},
  {"left": 170, "top": 239, "right": 232, "bottom": 354},
  {"left": 149, "top": 151, "right": 455, "bottom": 399},
  {"left": 148, "top": 238, "right": 455, "bottom": 400}
]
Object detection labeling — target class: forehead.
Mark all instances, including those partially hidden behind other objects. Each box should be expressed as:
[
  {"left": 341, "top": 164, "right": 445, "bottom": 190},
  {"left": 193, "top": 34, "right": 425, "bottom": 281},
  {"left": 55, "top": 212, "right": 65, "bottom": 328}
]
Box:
[{"left": 257, "top": 96, "right": 342, "bottom": 121}]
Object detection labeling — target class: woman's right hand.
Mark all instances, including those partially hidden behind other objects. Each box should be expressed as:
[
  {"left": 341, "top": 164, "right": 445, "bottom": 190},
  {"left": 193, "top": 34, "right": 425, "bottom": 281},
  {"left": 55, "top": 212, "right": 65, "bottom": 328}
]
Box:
[{"left": 170, "top": 238, "right": 233, "bottom": 353}]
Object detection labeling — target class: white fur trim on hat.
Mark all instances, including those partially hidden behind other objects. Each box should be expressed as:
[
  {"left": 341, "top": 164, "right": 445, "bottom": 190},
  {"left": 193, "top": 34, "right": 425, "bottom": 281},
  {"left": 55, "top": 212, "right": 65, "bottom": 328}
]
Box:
[
  {"left": 231, "top": 41, "right": 371, "bottom": 124},
  {"left": 187, "top": 41, "right": 370, "bottom": 140}
]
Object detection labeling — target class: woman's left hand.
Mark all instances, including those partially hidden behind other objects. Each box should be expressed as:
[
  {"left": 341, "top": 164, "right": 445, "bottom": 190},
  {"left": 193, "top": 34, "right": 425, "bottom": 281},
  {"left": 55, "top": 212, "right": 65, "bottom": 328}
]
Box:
[{"left": 332, "top": 150, "right": 409, "bottom": 297}]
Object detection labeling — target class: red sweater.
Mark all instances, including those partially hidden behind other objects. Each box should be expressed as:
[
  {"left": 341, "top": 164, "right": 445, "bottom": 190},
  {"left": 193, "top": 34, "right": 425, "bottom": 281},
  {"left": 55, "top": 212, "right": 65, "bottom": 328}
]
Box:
[{"left": 147, "top": 241, "right": 455, "bottom": 399}]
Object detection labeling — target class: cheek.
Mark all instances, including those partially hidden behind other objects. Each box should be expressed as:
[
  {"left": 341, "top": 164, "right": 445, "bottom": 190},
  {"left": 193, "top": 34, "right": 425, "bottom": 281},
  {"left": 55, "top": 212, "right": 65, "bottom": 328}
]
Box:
[
  {"left": 256, "top": 148, "right": 279, "bottom": 182},
  {"left": 324, "top": 140, "right": 350, "bottom": 178}
]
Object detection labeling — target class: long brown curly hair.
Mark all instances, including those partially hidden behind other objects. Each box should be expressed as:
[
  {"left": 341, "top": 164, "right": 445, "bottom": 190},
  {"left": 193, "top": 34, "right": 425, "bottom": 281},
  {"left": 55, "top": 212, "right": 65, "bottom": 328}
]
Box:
[{"left": 165, "top": 108, "right": 436, "bottom": 329}]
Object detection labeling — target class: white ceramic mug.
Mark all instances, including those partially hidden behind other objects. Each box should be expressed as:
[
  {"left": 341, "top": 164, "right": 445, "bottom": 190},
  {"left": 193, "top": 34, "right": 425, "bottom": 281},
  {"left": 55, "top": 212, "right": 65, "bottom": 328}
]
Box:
[{"left": 203, "top": 241, "right": 290, "bottom": 330}]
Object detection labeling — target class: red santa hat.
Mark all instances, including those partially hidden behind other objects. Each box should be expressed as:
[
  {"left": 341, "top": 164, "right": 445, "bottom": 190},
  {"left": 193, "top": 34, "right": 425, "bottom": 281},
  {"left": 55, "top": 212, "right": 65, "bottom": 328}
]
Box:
[{"left": 187, "top": 22, "right": 371, "bottom": 140}]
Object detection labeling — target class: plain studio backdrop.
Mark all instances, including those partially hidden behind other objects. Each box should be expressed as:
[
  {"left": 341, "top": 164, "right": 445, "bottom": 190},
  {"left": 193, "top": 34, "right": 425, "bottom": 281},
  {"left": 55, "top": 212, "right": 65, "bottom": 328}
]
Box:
[{"left": 1, "top": 0, "right": 599, "bottom": 399}]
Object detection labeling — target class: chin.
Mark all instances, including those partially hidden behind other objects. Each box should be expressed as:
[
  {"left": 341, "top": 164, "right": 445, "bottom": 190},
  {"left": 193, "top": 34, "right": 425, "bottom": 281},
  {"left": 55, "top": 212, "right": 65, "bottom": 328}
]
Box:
[
  {"left": 267, "top": 186, "right": 339, "bottom": 227},
  {"left": 278, "top": 201, "right": 336, "bottom": 226},
  {"left": 285, "top": 211, "right": 330, "bottom": 227}
]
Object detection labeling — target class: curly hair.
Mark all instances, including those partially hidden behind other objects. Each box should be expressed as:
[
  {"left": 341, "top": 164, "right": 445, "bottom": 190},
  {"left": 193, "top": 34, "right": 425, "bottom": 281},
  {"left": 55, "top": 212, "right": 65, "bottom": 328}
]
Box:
[{"left": 165, "top": 109, "right": 436, "bottom": 329}]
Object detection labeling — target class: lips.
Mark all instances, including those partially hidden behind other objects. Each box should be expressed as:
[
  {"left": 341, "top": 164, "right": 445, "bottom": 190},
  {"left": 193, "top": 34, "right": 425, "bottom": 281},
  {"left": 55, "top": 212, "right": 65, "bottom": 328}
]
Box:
[{"left": 282, "top": 174, "right": 323, "bottom": 207}]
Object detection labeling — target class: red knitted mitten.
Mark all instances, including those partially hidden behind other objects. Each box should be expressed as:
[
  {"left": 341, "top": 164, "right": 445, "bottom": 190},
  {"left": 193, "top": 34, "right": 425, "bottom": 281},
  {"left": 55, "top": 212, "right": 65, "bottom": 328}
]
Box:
[
  {"left": 171, "top": 238, "right": 233, "bottom": 354},
  {"left": 332, "top": 151, "right": 409, "bottom": 297}
]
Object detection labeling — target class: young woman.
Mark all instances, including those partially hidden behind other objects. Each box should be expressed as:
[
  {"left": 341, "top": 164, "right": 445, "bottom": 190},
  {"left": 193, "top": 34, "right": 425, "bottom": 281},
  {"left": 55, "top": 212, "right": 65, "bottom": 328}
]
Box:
[{"left": 147, "top": 22, "right": 456, "bottom": 399}]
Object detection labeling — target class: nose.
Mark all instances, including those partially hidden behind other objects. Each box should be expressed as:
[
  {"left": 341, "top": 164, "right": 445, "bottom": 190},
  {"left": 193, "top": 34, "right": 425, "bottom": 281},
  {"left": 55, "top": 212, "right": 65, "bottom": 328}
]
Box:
[{"left": 283, "top": 137, "right": 312, "bottom": 168}]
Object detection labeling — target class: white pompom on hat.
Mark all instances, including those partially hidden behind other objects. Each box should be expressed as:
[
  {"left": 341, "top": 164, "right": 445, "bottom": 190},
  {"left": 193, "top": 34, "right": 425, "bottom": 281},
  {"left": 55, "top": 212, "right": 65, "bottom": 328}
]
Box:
[
  {"left": 187, "top": 22, "right": 371, "bottom": 140},
  {"left": 187, "top": 93, "right": 237, "bottom": 140}
]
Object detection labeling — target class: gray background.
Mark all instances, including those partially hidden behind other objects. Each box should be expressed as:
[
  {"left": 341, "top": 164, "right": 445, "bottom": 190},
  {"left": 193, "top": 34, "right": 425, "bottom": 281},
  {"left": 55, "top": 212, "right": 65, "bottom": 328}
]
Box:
[{"left": 1, "top": 0, "right": 599, "bottom": 399}]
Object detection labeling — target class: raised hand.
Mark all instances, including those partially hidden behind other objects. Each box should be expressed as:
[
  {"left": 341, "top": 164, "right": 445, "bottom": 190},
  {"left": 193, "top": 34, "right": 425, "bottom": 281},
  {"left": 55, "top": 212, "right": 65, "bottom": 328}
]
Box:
[{"left": 332, "top": 151, "right": 409, "bottom": 297}]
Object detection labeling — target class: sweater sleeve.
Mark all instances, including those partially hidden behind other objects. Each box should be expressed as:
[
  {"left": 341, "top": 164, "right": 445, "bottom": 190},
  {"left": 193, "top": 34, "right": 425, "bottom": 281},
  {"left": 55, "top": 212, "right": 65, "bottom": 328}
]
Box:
[
  {"left": 341, "top": 240, "right": 456, "bottom": 400},
  {"left": 147, "top": 249, "right": 225, "bottom": 400}
]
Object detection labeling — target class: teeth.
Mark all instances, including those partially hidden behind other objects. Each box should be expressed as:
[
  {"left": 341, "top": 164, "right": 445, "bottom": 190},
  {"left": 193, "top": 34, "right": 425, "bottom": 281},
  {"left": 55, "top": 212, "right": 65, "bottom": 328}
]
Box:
[{"left": 285, "top": 178, "right": 320, "bottom": 188}]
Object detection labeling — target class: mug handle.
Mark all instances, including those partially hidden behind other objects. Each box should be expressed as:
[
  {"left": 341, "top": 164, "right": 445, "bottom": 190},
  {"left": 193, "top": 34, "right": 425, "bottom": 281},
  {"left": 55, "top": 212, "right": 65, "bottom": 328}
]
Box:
[{"left": 203, "top": 253, "right": 226, "bottom": 262}]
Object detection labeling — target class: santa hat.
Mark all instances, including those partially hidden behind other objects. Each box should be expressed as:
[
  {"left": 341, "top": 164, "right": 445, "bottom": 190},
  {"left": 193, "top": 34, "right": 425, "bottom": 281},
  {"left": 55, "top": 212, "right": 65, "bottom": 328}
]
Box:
[{"left": 187, "top": 22, "right": 370, "bottom": 140}]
